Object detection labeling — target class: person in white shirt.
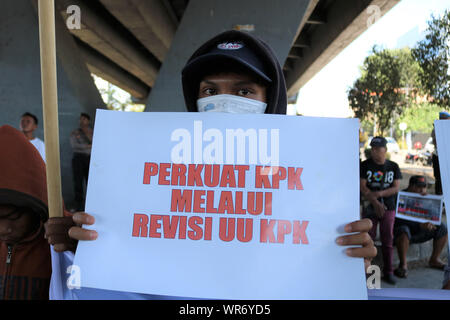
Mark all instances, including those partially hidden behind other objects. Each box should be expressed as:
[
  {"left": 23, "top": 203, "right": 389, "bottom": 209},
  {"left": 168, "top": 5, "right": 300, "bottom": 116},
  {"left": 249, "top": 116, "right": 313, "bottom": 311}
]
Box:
[{"left": 20, "top": 112, "right": 45, "bottom": 162}]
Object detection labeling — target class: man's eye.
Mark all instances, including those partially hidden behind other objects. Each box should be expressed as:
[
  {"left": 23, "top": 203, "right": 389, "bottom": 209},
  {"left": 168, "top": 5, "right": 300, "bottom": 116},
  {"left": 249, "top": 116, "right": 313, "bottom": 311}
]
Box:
[
  {"left": 203, "top": 88, "right": 217, "bottom": 95},
  {"left": 8, "top": 212, "right": 22, "bottom": 221},
  {"left": 238, "top": 89, "right": 252, "bottom": 96},
  {"left": 0, "top": 208, "right": 23, "bottom": 221}
]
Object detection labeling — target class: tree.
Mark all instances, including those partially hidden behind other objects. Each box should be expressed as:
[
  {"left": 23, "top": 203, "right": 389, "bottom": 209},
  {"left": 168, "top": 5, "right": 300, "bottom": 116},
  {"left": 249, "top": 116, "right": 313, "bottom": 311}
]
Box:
[
  {"left": 348, "top": 47, "right": 421, "bottom": 136},
  {"left": 95, "top": 76, "right": 145, "bottom": 112},
  {"left": 100, "top": 82, "right": 131, "bottom": 111},
  {"left": 412, "top": 10, "right": 450, "bottom": 108},
  {"left": 394, "top": 102, "right": 441, "bottom": 137}
]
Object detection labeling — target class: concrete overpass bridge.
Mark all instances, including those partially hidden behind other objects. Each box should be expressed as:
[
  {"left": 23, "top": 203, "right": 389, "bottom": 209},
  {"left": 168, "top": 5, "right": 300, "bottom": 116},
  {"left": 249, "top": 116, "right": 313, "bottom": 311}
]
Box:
[{"left": 0, "top": 0, "right": 400, "bottom": 202}]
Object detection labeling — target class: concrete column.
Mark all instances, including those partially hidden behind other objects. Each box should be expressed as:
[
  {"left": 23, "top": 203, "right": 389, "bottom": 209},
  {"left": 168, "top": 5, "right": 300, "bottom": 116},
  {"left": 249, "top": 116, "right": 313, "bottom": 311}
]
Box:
[
  {"left": 146, "top": 0, "right": 311, "bottom": 112},
  {"left": 0, "top": 0, "right": 105, "bottom": 204}
]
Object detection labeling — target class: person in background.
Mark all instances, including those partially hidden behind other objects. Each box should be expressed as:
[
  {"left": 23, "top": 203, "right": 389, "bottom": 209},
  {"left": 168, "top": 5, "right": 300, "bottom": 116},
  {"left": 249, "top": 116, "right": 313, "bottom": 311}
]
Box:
[
  {"left": 70, "top": 113, "right": 93, "bottom": 212},
  {"left": 393, "top": 175, "right": 448, "bottom": 279},
  {"left": 20, "top": 112, "right": 45, "bottom": 162},
  {"left": 360, "top": 136, "right": 402, "bottom": 285},
  {"left": 431, "top": 111, "right": 450, "bottom": 195},
  {"left": 430, "top": 111, "right": 450, "bottom": 290},
  {"left": 0, "top": 125, "right": 51, "bottom": 299}
]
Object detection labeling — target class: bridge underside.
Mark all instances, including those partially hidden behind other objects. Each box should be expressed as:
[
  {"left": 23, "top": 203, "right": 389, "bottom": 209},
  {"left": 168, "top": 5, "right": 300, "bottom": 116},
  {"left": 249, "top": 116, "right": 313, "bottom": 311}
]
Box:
[
  {"left": 56, "top": 0, "right": 400, "bottom": 104},
  {"left": 0, "top": 0, "right": 400, "bottom": 202}
]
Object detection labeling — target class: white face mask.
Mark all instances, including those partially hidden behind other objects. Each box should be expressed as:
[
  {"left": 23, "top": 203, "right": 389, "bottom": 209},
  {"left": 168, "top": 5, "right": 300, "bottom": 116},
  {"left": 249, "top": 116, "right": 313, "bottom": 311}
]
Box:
[{"left": 197, "top": 94, "right": 267, "bottom": 114}]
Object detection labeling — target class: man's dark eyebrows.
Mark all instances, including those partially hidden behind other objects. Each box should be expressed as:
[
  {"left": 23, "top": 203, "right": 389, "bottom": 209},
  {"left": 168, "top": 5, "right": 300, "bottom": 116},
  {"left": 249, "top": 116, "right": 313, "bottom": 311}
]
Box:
[
  {"left": 233, "top": 80, "right": 261, "bottom": 87},
  {"left": 199, "top": 80, "right": 218, "bottom": 86}
]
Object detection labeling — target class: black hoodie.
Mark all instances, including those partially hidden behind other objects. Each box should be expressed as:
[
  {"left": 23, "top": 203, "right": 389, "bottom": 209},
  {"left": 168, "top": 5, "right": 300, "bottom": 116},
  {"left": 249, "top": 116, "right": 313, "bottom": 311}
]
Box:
[{"left": 181, "top": 30, "right": 287, "bottom": 115}]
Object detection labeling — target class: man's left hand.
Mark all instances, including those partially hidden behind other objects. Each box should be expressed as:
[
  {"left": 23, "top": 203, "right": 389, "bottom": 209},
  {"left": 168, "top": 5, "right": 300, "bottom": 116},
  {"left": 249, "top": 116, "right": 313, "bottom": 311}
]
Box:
[
  {"left": 336, "top": 219, "right": 377, "bottom": 271},
  {"left": 421, "top": 222, "right": 436, "bottom": 232}
]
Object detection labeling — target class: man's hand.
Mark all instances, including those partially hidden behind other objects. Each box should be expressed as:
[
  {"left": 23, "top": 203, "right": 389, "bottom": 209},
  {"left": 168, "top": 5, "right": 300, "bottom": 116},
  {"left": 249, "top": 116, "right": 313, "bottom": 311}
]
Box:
[
  {"left": 370, "top": 191, "right": 382, "bottom": 199},
  {"left": 336, "top": 219, "right": 377, "bottom": 271},
  {"left": 374, "top": 201, "right": 386, "bottom": 218},
  {"left": 44, "top": 212, "right": 98, "bottom": 253},
  {"left": 44, "top": 216, "right": 78, "bottom": 253},
  {"left": 365, "top": 191, "right": 379, "bottom": 202},
  {"left": 68, "top": 212, "right": 98, "bottom": 241},
  {"left": 420, "top": 222, "right": 436, "bottom": 232},
  {"left": 365, "top": 191, "right": 385, "bottom": 218}
]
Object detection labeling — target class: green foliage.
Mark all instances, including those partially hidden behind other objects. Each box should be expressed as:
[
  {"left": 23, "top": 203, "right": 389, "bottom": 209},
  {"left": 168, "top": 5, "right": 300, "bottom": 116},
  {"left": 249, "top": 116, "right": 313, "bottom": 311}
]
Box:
[
  {"left": 360, "top": 118, "right": 375, "bottom": 136},
  {"left": 359, "top": 130, "right": 369, "bottom": 144},
  {"left": 398, "top": 139, "right": 407, "bottom": 150},
  {"left": 348, "top": 47, "right": 422, "bottom": 136},
  {"left": 412, "top": 10, "right": 450, "bottom": 108},
  {"left": 99, "top": 82, "right": 145, "bottom": 112},
  {"left": 100, "top": 82, "right": 132, "bottom": 111},
  {"left": 395, "top": 102, "right": 441, "bottom": 136}
]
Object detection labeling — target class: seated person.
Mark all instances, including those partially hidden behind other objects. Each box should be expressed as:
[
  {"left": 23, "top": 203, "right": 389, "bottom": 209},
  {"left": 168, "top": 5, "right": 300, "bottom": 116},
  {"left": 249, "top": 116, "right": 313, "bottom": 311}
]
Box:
[
  {"left": 0, "top": 125, "right": 52, "bottom": 299},
  {"left": 393, "top": 175, "right": 448, "bottom": 278},
  {"left": 45, "top": 30, "right": 377, "bottom": 299}
]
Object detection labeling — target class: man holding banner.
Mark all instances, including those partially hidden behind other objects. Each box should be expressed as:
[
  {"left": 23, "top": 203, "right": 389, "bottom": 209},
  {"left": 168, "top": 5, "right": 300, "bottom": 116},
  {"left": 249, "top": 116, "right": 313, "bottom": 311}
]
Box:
[
  {"left": 393, "top": 175, "right": 448, "bottom": 279},
  {"left": 45, "top": 30, "right": 376, "bottom": 299}
]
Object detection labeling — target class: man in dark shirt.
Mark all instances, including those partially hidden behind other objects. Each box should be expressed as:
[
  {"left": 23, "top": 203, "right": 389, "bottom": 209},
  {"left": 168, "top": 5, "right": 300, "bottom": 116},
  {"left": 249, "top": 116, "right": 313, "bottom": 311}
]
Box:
[
  {"left": 393, "top": 175, "right": 448, "bottom": 278},
  {"left": 360, "top": 136, "right": 402, "bottom": 284}
]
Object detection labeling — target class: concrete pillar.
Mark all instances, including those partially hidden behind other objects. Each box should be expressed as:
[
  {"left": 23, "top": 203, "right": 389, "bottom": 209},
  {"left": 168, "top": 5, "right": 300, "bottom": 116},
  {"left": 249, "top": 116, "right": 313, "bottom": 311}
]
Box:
[
  {"left": 146, "top": 0, "right": 311, "bottom": 112},
  {"left": 0, "top": 0, "right": 105, "bottom": 204}
]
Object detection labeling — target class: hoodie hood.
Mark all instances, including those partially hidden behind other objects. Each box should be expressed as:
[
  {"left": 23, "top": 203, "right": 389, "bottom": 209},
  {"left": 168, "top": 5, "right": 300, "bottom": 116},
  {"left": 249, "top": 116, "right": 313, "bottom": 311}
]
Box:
[
  {"left": 182, "top": 30, "right": 287, "bottom": 115},
  {"left": 0, "top": 125, "right": 48, "bottom": 222}
]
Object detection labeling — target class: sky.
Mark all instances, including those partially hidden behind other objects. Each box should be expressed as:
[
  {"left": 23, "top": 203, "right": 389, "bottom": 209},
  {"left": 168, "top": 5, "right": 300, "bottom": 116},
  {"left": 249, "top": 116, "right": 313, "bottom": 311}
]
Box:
[
  {"left": 291, "top": 0, "right": 450, "bottom": 118},
  {"left": 94, "top": 75, "right": 130, "bottom": 105}
]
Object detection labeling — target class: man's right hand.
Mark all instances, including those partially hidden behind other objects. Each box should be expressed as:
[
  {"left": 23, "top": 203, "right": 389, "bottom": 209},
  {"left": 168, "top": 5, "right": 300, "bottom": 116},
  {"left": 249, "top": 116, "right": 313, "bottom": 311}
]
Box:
[
  {"left": 374, "top": 201, "right": 386, "bottom": 218},
  {"left": 420, "top": 222, "right": 437, "bottom": 232},
  {"left": 366, "top": 191, "right": 386, "bottom": 218},
  {"left": 44, "top": 212, "right": 98, "bottom": 253}
]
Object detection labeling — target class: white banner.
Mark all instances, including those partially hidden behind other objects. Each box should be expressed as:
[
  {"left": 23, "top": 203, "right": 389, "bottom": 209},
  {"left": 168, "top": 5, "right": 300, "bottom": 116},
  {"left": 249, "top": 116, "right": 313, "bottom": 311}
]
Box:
[
  {"left": 73, "top": 110, "right": 367, "bottom": 300},
  {"left": 395, "top": 191, "right": 443, "bottom": 225}
]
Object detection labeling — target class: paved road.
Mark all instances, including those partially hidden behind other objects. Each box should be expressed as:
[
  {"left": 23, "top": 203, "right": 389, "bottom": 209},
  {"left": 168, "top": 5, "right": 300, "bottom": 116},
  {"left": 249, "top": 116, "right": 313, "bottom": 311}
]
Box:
[{"left": 380, "top": 261, "right": 448, "bottom": 289}]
